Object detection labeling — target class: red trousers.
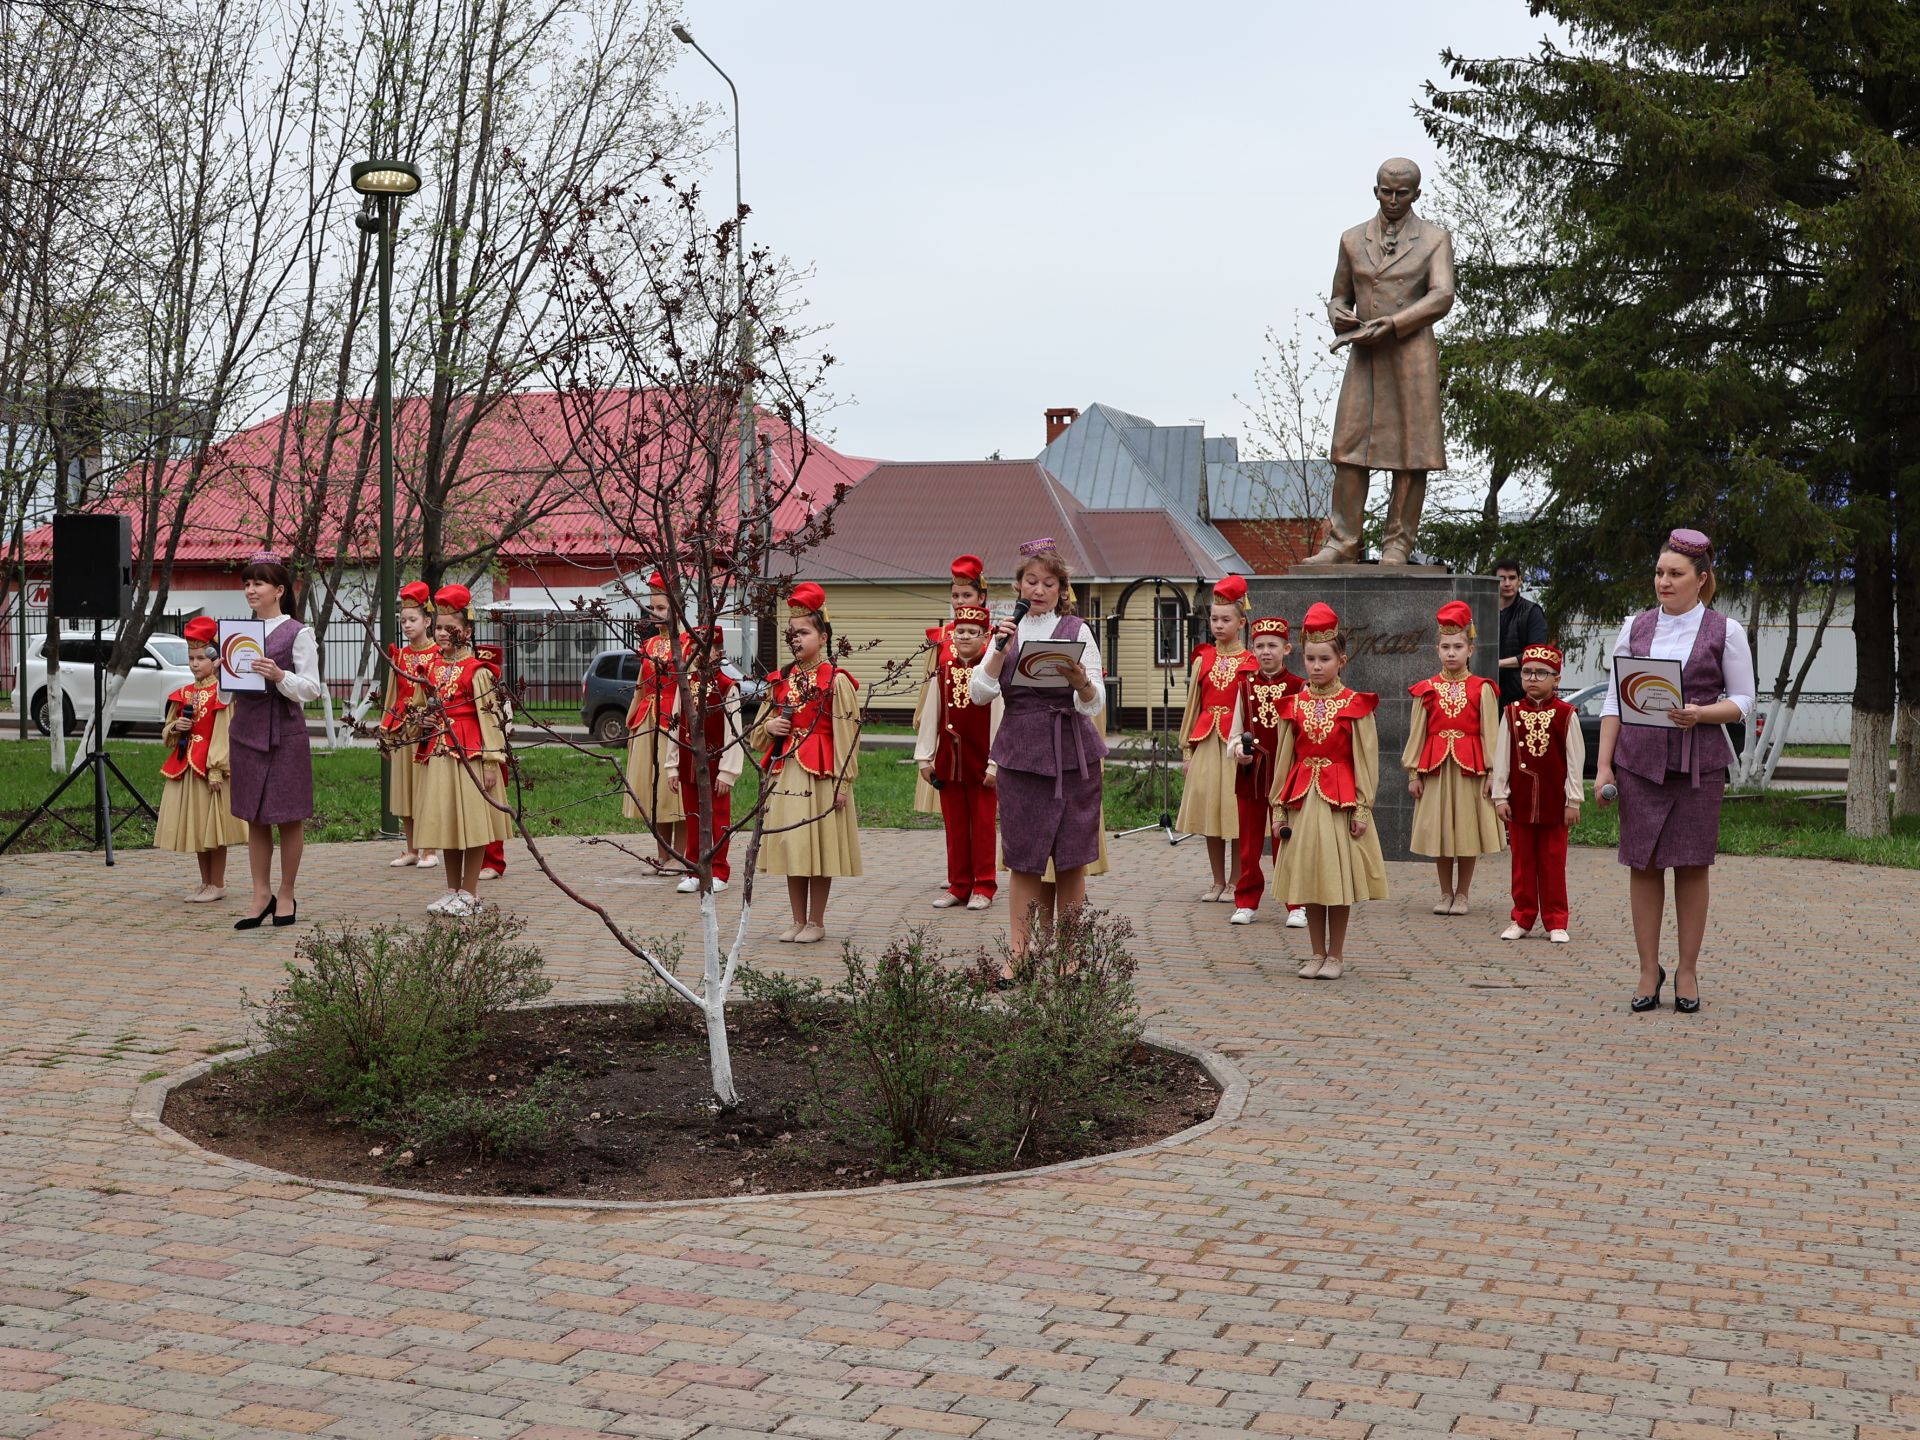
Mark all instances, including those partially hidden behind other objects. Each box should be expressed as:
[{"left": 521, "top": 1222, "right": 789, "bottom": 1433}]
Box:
[
  {"left": 1508, "top": 820, "right": 1569, "bottom": 930},
  {"left": 1232, "top": 786, "right": 1300, "bottom": 915},
  {"left": 683, "top": 784, "right": 733, "bottom": 882},
  {"left": 482, "top": 840, "right": 506, "bottom": 874},
  {"left": 939, "top": 780, "right": 997, "bottom": 899}
]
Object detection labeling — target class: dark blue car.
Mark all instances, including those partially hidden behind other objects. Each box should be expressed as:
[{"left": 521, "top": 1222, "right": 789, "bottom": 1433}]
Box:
[{"left": 580, "top": 647, "right": 766, "bottom": 746}]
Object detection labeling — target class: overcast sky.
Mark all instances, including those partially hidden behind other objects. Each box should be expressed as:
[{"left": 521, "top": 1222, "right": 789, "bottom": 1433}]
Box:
[{"left": 666, "top": 0, "right": 1556, "bottom": 465}]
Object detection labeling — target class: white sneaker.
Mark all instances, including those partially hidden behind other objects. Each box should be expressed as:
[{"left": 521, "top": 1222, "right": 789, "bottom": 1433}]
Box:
[
  {"left": 478, "top": 866, "right": 501, "bottom": 880},
  {"left": 1229, "top": 907, "right": 1256, "bottom": 925},
  {"left": 965, "top": 894, "right": 990, "bottom": 911},
  {"left": 710, "top": 879, "right": 728, "bottom": 894},
  {"left": 427, "top": 890, "right": 459, "bottom": 915},
  {"left": 444, "top": 891, "right": 476, "bottom": 918},
  {"left": 675, "top": 875, "right": 700, "bottom": 893},
  {"left": 1284, "top": 909, "right": 1308, "bottom": 929},
  {"left": 1500, "top": 922, "right": 1527, "bottom": 941},
  {"left": 1548, "top": 928, "right": 1570, "bottom": 943},
  {"left": 931, "top": 894, "right": 962, "bottom": 909}
]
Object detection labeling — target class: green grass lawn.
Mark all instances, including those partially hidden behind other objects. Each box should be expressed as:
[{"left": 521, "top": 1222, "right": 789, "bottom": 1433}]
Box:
[
  {"left": 6, "top": 739, "right": 1911, "bottom": 867},
  {"left": 0, "top": 738, "right": 1165, "bottom": 854},
  {"left": 1569, "top": 783, "right": 1920, "bottom": 868}
]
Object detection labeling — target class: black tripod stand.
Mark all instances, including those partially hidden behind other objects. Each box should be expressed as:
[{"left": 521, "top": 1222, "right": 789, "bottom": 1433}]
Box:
[
  {"left": 1114, "top": 577, "right": 1191, "bottom": 846},
  {"left": 0, "top": 619, "right": 156, "bottom": 864}
]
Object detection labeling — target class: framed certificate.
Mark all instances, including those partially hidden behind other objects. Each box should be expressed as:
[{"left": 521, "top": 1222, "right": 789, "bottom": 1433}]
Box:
[
  {"left": 1007, "top": 637, "right": 1085, "bottom": 689},
  {"left": 1613, "top": 655, "right": 1685, "bottom": 729},
  {"left": 218, "top": 618, "right": 268, "bottom": 692}
]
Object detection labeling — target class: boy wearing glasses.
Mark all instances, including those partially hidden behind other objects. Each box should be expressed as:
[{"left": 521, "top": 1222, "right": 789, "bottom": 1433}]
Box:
[{"left": 1489, "top": 642, "right": 1584, "bottom": 942}]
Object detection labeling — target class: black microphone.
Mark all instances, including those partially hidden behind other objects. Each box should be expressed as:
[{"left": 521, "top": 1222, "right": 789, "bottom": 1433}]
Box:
[
  {"left": 1240, "top": 731, "right": 1256, "bottom": 757},
  {"left": 995, "top": 598, "right": 1030, "bottom": 651},
  {"left": 175, "top": 701, "right": 195, "bottom": 762}
]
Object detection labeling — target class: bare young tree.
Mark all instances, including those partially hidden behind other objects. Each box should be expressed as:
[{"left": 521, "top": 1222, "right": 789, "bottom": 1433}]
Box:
[
  {"left": 1232, "top": 312, "right": 1339, "bottom": 522},
  {"left": 482, "top": 162, "right": 910, "bottom": 1107}
]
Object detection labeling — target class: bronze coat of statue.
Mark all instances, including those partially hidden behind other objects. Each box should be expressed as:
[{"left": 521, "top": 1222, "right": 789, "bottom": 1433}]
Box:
[{"left": 1306, "top": 158, "right": 1455, "bottom": 567}]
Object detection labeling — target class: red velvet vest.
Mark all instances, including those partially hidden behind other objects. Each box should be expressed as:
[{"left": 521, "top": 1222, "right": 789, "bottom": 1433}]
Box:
[
  {"left": 1506, "top": 698, "right": 1574, "bottom": 827},
  {"left": 1408, "top": 672, "right": 1493, "bottom": 775},
  {"left": 1187, "top": 643, "right": 1257, "bottom": 744},
  {"left": 765, "top": 663, "right": 854, "bottom": 777},
  {"left": 381, "top": 641, "right": 440, "bottom": 732},
  {"left": 675, "top": 671, "right": 737, "bottom": 785},
  {"left": 1236, "top": 669, "right": 1305, "bottom": 799},
  {"left": 626, "top": 632, "right": 686, "bottom": 729},
  {"left": 418, "top": 653, "right": 490, "bottom": 760},
  {"left": 161, "top": 681, "right": 225, "bottom": 780},
  {"left": 933, "top": 652, "right": 993, "bottom": 783},
  {"left": 1275, "top": 687, "right": 1379, "bottom": 811}
]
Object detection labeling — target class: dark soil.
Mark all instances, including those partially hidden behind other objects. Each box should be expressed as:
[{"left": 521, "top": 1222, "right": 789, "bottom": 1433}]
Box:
[{"left": 164, "top": 1003, "right": 1220, "bottom": 1202}]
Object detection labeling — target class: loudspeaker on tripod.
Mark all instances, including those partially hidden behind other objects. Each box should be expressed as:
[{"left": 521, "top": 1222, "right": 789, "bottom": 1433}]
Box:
[{"left": 50, "top": 514, "right": 131, "bottom": 621}]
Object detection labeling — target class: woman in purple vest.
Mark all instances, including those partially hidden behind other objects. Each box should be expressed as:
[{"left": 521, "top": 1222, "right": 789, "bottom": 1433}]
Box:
[
  {"left": 227, "top": 555, "right": 321, "bottom": 929},
  {"left": 972, "top": 538, "right": 1108, "bottom": 978},
  {"left": 1595, "top": 530, "right": 1755, "bottom": 1013}
]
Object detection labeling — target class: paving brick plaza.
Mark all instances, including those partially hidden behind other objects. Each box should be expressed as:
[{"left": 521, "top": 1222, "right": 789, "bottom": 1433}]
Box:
[{"left": 0, "top": 833, "right": 1914, "bottom": 1440}]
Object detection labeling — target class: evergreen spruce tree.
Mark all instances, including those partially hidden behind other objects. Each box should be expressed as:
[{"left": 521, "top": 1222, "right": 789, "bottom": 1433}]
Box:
[{"left": 1424, "top": 2, "right": 1920, "bottom": 835}]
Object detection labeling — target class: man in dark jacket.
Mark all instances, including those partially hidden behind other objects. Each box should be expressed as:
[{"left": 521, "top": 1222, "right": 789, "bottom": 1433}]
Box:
[{"left": 1495, "top": 558, "right": 1547, "bottom": 708}]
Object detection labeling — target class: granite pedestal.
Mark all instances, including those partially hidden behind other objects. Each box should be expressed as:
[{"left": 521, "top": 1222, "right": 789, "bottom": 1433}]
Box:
[{"left": 1247, "top": 569, "right": 1500, "bottom": 864}]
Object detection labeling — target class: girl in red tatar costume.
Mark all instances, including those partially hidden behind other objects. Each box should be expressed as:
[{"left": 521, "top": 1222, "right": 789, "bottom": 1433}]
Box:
[
  {"left": 624, "top": 569, "right": 689, "bottom": 869},
  {"left": 751, "top": 584, "right": 862, "bottom": 944},
  {"left": 1402, "top": 599, "right": 1504, "bottom": 915},
  {"left": 156, "top": 616, "right": 248, "bottom": 901},
  {"left": 667, "top": 627, "right": 745, "bottom": 896},
  {"left": 1268, "top": 603, "right": 1389, "bottom": 980},
  {"left": 1178, "top": 574, "right": 1259, "bottom": 902},
  {"left": 381, "top": 581, "right": 441, "bottom": 870},
  {"left": 412, "top": 586, "right": 510, "bottom": 919}
]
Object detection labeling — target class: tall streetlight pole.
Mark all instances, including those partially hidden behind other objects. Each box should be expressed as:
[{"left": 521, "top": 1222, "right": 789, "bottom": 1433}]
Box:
[
  {"left": 670, "top": 24, "right": 758, "bottom": 666},
  {"left": 351, "top": 158, "right": 422, "bottom": 839}
]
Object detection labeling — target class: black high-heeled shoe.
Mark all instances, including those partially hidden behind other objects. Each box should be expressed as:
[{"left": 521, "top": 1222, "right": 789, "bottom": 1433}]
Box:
[
  {"left": 271, "top": 901, "right": 298, "bottom": 928},
  {"left": 234, "top": 897, "right": 277, "bottom": 931},
  {"left": 1630, "top": 964, "right": 1665, "bottom": 1013},
  {"left": 1673, "top": 974, "right": 1700, "bottom": 1013}
]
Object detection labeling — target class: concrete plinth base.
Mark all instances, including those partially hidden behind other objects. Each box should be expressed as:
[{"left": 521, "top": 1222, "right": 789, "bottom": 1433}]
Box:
[{"left": 1247, "top": 569, "right": 1500, "bottom": 863}]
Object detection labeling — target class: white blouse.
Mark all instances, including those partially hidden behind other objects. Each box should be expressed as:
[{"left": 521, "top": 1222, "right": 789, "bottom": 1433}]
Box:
[
  {"left": 1599, "top": 603, "right": 1755, "bottom": 719},
  {"left": 969, "top": 611, "right": 1105, "bottom": 718},
  {"left": 263, "top": 613, "right": 326, "bottom": 706}
]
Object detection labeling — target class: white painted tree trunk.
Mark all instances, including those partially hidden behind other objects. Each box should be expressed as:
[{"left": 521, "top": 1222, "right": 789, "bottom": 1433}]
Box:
[
  {"left": 45, "top": 666, "right": 65, "bottom": 771},
  {"left": 1760, "top": 703, "right": 1797, "bottom": 789},
  {"left": 1846, "top": 708, "right": 1893, "bottom": 839},
  {"left": 698, "top": 889, "right": 738, "bottom": 1107},
  {"left": 1896, "top": 701, "right": 1920, "bottom": 817}
]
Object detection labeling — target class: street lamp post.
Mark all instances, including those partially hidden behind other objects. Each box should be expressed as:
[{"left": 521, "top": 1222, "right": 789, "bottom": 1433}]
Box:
[
  {"left": 671, "top": 24, "right": 759, "bottom": 665},
  {"left": 351, "top": 158, "right": 422, "bottom": 839}
]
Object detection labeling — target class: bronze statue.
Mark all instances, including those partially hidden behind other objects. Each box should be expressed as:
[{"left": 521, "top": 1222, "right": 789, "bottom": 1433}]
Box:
[{"left": 1305, "top": 158, "right": 1455, "bottom": 566}]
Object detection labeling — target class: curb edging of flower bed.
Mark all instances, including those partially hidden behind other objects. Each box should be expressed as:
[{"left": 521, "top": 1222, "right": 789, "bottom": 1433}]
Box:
[{"left": 130, "top": 1006, "right": 1248, "bottom": 1216}]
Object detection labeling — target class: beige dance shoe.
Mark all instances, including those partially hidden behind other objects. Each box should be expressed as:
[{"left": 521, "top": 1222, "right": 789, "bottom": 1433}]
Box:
[
  {"left": 1297, "top": 956, "right": 1324, "bottom": 978},
  {"left": 1432, "top": 894, "right": 1454, "bottom": 914},
  {"left": 1448, "top": 894, "right": 1470, "bottom": 916},
  {"left": 793, "top": 924, "right": 825, "bottom": 944}
]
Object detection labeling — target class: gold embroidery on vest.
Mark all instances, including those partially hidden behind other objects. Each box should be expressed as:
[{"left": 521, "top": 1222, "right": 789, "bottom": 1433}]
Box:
[
  {"left": 1297, "top": 690, "right": 1354, "bottom": 744},
  {"left": 1253, "top": 681, "right": 1285, "bottom": 730},
  {"left": 947, "top": 662, "right": 973, "bottom": 709},
  {"left": 1207, "top": 647, "right": 1245, "bottom": 690},
  {"left": 1433, "top": 676, "right": 1468, "bottom": 717},
  {"left": 1518, "top": 706, "right": 1555, "bottom": 758}
]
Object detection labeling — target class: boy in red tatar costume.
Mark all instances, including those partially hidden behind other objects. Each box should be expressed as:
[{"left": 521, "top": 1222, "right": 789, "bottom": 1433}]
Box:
[
  {"left": 156, "top": 616, "right": 248, "bottom": 901},
  {"left": 668, "top": 627, "right": 744, "bottom": 895},
  {"left": 912, "top": 554, "right": 989, "bottom": 823},
  {"left": 1177, "top": 574, "right": 1259, "bottom": 903},
  {"left": 1403, "top": 599, "right": 1504, "bottom": 914},
  {"left": 381, "top": 581, "right": 441, "bottom": 869},
  {"left": 1227, "top": 614, "right": 1307, "bottom": 927},
  {"left": 1268, "top": 603, "right": 1389, "bottom": 980},
  {"left": 1490, "top": 642, "right": 1584, "bottom": 943},
  {"left": 914, "top": 602, "right": 1003, "bottom": 910},
  {"left": 624, "top": 569, "right": 690, "bottom": 870}
]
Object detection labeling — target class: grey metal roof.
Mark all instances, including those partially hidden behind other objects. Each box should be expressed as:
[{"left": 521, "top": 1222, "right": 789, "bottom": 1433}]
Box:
[
  {"left": 1037, "top": 402, "right": 1247, "bottom": 574},
  {"left": 1206, "top": 457, "right": 1332, "bottom": 521}
]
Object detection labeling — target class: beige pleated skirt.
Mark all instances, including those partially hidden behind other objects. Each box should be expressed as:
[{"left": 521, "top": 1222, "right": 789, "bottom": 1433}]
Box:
[
  {"left": 412, "top": 755, "right": 511, "bottom": 850},
  {"left": 1275, "top": 790, "right": 1390, "bottom": 907},
  {"left": 623, "top": 724, "right": 684, "bottom": 826},
  {"left": 759, "top": 765, "right": 863, "bottom": 877},
  {"left": 155, "top": 775, "right": 248, "bottom": 854},
  {"left": 387, "top": 739, "right": 420, "bottom": 817},
  {"left": 1175, "top": 737, "right": 1238, "bottom": 838},
  {"left": 1409, "top": 762, "right": 1505, "bottom": 858}
]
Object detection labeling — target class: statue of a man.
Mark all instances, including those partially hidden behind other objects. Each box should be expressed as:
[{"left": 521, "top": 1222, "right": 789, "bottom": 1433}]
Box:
[{"left": 1305, "top": 157, "right": 1455, "bottom": 566}]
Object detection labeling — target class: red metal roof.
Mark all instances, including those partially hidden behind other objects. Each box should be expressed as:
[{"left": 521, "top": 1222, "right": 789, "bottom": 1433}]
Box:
[
  {"left": 1214, "top": 518, "right": 1324, "bottom": 574},
  {"left": 22, "top": 390, "right": 877, "bottom": 566},
  {"left": 794, "top": 461, "right": 1222, "bottom": 586}
]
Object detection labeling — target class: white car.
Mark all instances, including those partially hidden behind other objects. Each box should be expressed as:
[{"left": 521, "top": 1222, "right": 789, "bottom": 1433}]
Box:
[{"left": 23, "top": 630, "right": 194, "bottom": 736}]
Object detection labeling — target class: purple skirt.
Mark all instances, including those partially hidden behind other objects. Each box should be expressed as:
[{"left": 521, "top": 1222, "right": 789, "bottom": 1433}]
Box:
[
  {"left": 1616, "top": 765, "right": 1724, "bottom": 870},
  {"left": 998, "top": 763, "right": 1102, "bottom": 875},
  {"left": 227, "top": 702, "right": 315, "bottom": 826}
]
